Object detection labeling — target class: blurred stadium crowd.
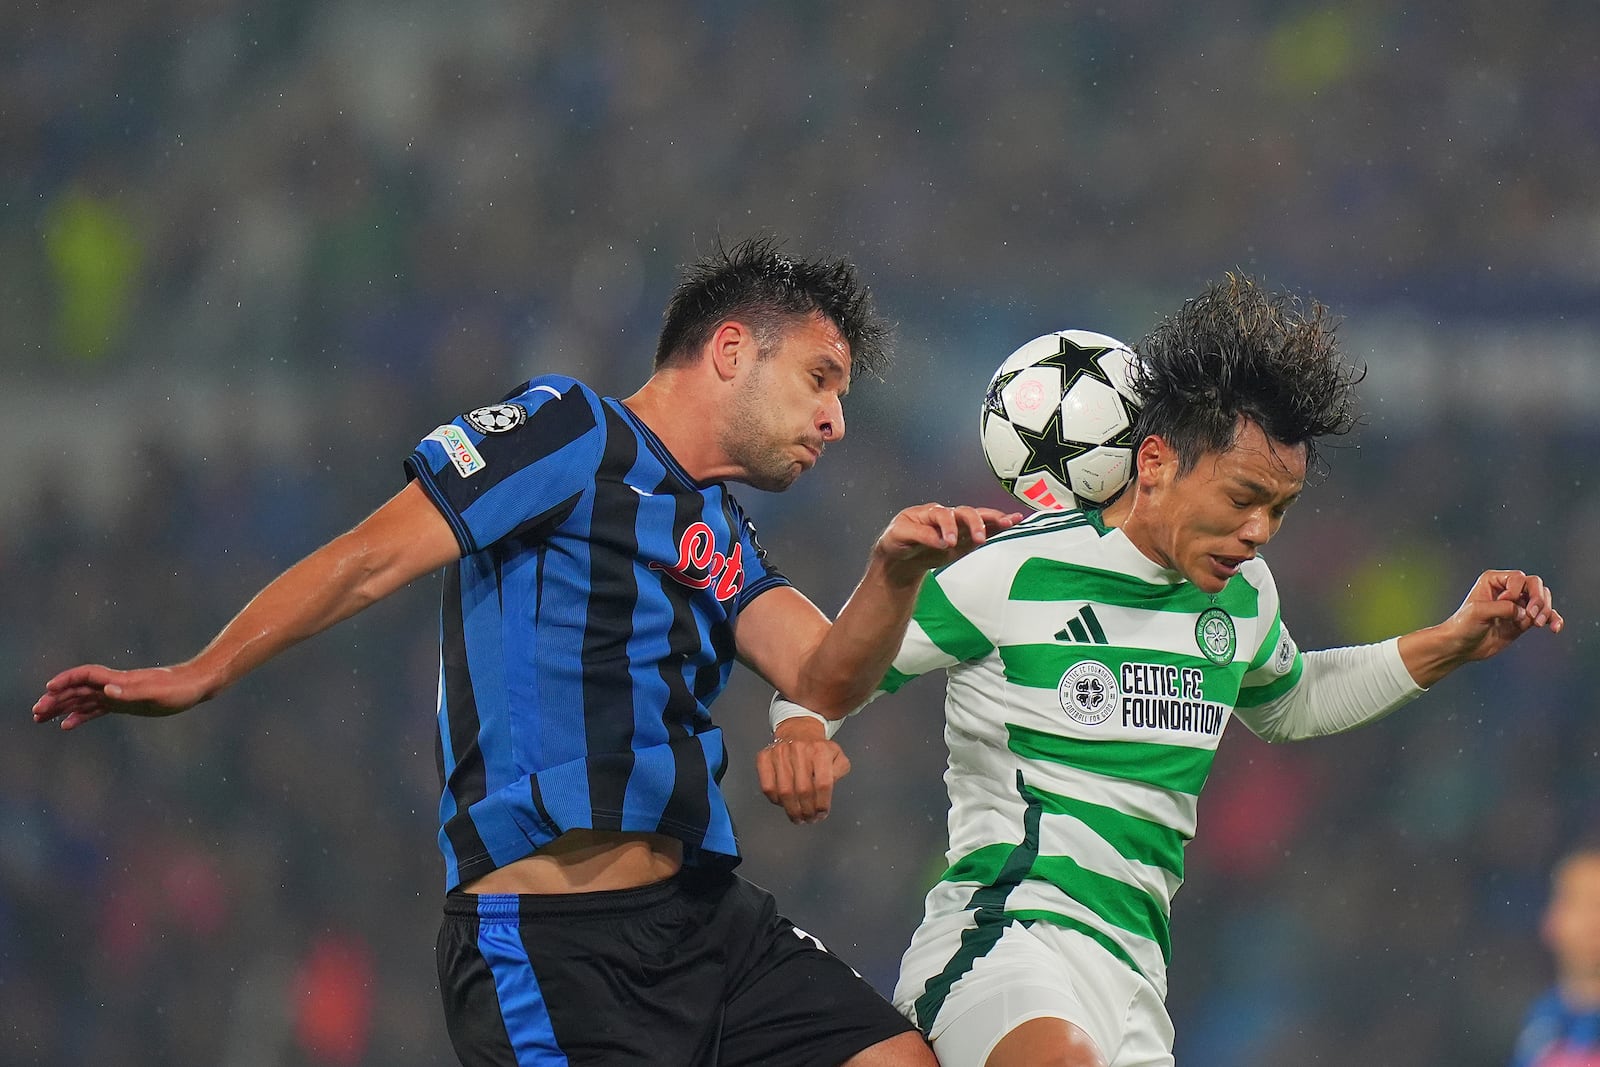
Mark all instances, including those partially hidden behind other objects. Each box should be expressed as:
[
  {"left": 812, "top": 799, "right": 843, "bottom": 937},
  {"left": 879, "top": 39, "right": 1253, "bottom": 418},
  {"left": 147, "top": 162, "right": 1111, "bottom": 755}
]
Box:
[{"left": 4, "top": 2, "right": 1599, "bottom": 1065}]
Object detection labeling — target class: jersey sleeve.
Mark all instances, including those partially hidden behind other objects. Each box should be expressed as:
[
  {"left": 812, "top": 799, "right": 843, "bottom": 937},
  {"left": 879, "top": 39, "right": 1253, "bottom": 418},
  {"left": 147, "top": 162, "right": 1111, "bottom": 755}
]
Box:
[
  {"left": 878, "top": 549, "right": 1003, "bottom": 694},
  {"left": 1232, "top": 560, "right": 1423, "bottom": 741},
  {"left": 404, "top": 377, "right": 603, "bottom": 555},
  {"left": 1234, "top": 558, "right": 1305, "bottom": 710},
  {"left": 1506, "top": 991, "right": 1563, "bottom": 1067},
  {"left": 728, "top": 498, "right": 790, "bottom": 611}
]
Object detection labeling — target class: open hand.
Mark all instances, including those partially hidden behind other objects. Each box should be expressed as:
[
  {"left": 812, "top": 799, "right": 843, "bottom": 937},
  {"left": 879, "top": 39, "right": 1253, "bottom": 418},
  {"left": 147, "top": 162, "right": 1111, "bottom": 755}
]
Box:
[
  {"left": 874, "top": 503, "right": 1023, "bottom": 582},
  {"left": 33, "top": 664, "right": 210, "bottom": 731}
]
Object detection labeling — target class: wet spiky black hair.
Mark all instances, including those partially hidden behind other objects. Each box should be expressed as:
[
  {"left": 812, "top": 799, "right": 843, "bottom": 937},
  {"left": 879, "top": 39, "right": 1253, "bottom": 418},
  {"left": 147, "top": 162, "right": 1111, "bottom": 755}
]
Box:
[
  {"left": 654, "top": 234, "right": 892, "bottom": 380},
  {"left": 1128, "top": 273, "right": 1363, "bottom": 474}
]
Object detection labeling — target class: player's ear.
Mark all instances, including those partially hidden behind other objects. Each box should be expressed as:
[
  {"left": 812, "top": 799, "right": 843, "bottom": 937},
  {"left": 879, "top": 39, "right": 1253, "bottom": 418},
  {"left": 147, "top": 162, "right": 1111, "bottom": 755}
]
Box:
[
  {"left": 1134, "top": 434, "right": 1172, "bottom": 487},
  {"left": 709, "top": 321, "right": 755, "bottom": 382}
]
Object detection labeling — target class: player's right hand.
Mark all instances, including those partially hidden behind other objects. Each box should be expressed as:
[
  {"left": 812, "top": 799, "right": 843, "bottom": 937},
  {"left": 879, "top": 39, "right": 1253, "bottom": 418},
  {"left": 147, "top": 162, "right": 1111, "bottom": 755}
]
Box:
[
  {"left": 756, "top": 716, "right": 852, "bottom": 824},
  {"left": 32, "top": 664, "right": 210, "bottom": 730},
  {"left": 873, "top": 503, "right": 1022, "bottom": 582}
]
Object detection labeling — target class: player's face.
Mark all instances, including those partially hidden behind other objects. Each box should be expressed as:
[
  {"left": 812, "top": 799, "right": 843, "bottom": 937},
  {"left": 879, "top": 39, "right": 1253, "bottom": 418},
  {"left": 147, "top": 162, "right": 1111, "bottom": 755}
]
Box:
[
  {"left": 721, "top": 314, "right": 852, "bottom": 492},
  {"left": 1543, "top": 855, "right": 1600, "bottom": 979},
  {"left": 1139, "top": 418, "right": 1306, "bottom": 594}
]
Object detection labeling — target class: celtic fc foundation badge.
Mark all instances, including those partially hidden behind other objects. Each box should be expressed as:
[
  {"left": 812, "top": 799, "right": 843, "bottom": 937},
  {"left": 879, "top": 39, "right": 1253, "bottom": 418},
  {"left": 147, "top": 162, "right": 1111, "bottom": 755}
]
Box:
[
  {"left": 1058, "top": 660, "right": 1119, "bottom": 726},
  {"left": 1195, "top": 607, "right": 1236, "bottom": 665}
]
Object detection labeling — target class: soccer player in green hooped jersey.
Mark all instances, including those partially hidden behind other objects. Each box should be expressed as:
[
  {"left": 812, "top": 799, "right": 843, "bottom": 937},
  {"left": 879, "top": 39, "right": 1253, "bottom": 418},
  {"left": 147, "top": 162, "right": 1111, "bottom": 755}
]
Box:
[{"left": 761, "top": 274, "right": 1564, "bottom": 1067}]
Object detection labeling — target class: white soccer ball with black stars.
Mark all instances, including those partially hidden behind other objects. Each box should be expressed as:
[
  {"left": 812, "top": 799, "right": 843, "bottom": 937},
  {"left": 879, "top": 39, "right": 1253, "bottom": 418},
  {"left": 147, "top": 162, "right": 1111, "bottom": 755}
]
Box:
[{"left": 979, "top": 330, "right": 1143, "bottom": 512}]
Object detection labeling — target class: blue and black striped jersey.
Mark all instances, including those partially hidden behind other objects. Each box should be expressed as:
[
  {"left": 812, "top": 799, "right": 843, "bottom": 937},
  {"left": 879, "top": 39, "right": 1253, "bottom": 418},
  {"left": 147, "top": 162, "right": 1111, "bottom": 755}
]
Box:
[{"left": 405, "top": 375, "right": 790, "bottom": 891}]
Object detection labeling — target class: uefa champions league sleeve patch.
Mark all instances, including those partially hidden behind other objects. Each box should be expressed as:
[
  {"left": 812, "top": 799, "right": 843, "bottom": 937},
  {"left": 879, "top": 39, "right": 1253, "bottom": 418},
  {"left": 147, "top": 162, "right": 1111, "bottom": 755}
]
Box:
[{"left": 465, "top": 403, "right": 526, "bottom": 434}]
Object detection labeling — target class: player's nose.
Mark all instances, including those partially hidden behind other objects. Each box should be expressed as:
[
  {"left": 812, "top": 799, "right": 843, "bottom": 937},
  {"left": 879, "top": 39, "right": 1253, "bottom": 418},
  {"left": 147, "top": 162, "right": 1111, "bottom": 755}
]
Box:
[
  {"left": 1239, "top": 509, "right": 1275, "bottom": 547},
  {"left": 818, "top": 395, "right": 845, "bottom": 442}
]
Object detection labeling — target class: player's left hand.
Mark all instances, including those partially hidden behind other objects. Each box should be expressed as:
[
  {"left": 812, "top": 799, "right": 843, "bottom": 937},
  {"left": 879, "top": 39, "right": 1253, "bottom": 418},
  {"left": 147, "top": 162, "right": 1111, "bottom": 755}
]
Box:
[
  {"left": 33, "top": 662, "right": 211, "bottom": 730},
  {"left": 1438, "top": 569, "right": 1564, "bottom": 663},
  {"left": 873, "top": 503, "right": 1023, "bottom": 582},
  {"left": 756, "top": 716, "right": 851, "bottom": 825}
]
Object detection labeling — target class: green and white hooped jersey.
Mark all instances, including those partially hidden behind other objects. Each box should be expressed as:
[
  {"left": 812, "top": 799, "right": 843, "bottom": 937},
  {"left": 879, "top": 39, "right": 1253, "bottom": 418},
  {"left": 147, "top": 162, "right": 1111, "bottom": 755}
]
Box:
[{"left": 892, "top": 508, "right": 1302, "bottom": 1011}]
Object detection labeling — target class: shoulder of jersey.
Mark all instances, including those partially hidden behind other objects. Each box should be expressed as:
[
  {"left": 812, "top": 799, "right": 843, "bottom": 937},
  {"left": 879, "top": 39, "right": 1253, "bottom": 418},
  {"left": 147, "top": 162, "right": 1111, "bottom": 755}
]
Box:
[
  {"left": 513, "top": 373, "right": 589, "bottom": 403},
  {"left": 1238, "top": 554, "right": 1274, "bottom": 584},
  {"left": 494, "top": 376, "right": 611, "bottom": 430},
  {"left": 984, "top": 508, "right": 1105, "bottom": 548},
  {"left": 935, "top": 508, "right": 1101, "bottom": 580}
]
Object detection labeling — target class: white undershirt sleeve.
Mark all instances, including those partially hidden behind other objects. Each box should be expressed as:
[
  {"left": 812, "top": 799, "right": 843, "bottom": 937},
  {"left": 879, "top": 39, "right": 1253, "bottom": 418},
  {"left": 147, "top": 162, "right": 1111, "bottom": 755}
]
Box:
[
  {"left": 1233, "top": 637, "right": 1425, "bottom": 742},
  {"left": 769, "top": 691, "right": 883, "bottom": 739}
]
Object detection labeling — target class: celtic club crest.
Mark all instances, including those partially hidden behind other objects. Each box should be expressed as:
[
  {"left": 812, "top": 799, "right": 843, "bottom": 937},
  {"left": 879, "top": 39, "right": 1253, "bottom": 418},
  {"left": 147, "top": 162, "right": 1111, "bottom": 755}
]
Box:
[{"left": 1195, "top": 607, "right": 1236, "bottom": 665}]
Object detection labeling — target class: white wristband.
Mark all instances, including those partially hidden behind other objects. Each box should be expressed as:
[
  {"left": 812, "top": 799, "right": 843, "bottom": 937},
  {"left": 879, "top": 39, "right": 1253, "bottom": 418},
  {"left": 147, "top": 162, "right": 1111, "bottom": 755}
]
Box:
[{"left": 769, "top": 694, "right": 843, "bottom": 740}]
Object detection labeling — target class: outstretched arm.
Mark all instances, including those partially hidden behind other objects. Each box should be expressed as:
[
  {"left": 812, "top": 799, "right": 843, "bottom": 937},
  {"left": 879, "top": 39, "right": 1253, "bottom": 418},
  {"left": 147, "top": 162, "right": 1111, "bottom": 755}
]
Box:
[
  {"left": 741, "top": 502, "right": 1018, "bottom": 824},
  {"left": 33, "top": 480, "right": 460, "bottom": 730},
  {"left": 736, "top": 502, "right": 1019, "bottom": 715},
  {"left": 1238, "top": 569, "right": 1563, "bottom": 743},
  {"left": 1398, "top": 568, "right": 1562, "bottom": 687}
]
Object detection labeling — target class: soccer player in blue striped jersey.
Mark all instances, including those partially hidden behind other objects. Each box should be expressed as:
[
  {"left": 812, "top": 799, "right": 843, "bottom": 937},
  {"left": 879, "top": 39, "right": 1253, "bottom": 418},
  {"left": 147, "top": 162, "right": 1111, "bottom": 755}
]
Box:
[
  {"left": 33, "top": 236, "right": 1021, "bottom": 1066},
  {"left": 767, "top": 275, "right": 1564, "bottom": 1067},
  {"left": 1509, "top": 846, "right": 1600, "bottom": 1067}
]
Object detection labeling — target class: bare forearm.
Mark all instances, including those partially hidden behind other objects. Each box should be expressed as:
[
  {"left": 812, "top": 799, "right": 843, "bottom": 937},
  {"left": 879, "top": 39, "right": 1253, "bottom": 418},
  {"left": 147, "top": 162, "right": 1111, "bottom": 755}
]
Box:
[
  {"left": 185, "top": 531, "right": 404, "bottom": 697},
  {"left": 791, "top": 556, "right": 922, "bottom": 716},
  {"left": 1395, "top": 624, "right": 1468, "bottom": 689},
  {"left": 35, "top": 482, "right": 461, "bottom": 730},
  {"left": 204, "top": 548, "right": 382, "bottom": 680},
  {"left": 184, "top": 482, "right": 459, "bottom": 699},
  {"left": 737, "top": 503, "right": 1019, "bottom": 717}
]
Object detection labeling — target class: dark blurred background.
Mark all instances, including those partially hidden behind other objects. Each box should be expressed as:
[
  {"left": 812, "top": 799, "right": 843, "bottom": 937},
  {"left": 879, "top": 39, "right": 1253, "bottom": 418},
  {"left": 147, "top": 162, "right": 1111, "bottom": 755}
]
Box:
[{"left": 4, "top": 2, "right": 1599, "bottom": 1064}]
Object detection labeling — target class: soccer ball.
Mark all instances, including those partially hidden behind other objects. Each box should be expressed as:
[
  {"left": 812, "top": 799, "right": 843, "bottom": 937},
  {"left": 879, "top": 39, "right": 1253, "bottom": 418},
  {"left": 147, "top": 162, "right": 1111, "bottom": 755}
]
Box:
[{"left": 980, "top": 330, "right": 1143, "bottom": 512}]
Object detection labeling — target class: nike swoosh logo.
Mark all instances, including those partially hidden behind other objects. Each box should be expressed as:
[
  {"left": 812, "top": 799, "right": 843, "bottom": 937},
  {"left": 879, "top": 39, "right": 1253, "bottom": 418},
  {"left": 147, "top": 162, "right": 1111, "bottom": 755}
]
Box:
[{"left": 629, "top": 485, "right": 654, "bottom": 497}]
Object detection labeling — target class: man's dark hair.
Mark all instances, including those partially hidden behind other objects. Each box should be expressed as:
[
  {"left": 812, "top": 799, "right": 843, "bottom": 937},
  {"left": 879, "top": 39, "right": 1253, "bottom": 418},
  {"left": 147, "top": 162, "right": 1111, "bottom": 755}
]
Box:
[
  {"left": 654, "top": 235, "right": 892, "bottom": 379},
  {"left": 1128, "top": 273, "right": 1363, "bottom": 475}
]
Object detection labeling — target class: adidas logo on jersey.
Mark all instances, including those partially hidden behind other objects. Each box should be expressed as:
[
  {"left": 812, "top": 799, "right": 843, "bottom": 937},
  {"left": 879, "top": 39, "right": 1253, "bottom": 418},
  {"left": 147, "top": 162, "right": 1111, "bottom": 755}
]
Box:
[{"left": 1054, "top": 605, "right": 1107, "bottom": 644}]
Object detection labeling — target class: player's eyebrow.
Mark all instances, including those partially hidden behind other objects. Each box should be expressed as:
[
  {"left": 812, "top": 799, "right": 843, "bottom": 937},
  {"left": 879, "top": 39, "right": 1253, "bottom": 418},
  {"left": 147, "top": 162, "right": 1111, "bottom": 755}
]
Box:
[
  {"left": 817, "top": 353, "right": 851, "bottom": 397},
  {"left": 1234, "top": 477, "right": 1302, "bottom": 504}
]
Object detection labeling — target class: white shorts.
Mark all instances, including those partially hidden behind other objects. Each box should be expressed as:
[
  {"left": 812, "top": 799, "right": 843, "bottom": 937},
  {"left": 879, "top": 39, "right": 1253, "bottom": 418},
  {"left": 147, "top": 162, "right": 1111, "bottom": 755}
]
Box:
[{"left": 893, "top": 912, "right": 1175, "bottom": 1067}]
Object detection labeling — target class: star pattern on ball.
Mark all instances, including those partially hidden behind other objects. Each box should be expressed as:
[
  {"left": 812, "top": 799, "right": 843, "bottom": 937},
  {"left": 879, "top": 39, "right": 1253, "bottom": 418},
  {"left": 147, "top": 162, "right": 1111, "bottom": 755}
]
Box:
[
  {"left": 1037, "top": 334, "right": 1116, "bottom": 374},
  {"left": 980, "top": 329, "right": 1144, "bottom": 509},
  {"left": 982, "top": 373, "right": 1014, "bottom": 419},
  {"left": 984, "top": 335, "right": 1115, "bottom": 421},
  {"left": 1010, "top": 334, "right": 1129, "bottom": 483},
  {"left": 1011, "top": 404, "right": 1095, "bottom": 484}
]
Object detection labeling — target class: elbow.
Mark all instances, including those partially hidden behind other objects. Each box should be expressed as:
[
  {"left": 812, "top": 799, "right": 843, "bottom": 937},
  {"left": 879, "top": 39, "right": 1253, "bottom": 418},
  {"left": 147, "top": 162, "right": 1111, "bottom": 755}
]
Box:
[
  {"left": 1261, "top": 719, "right": 1319, "bottom": 743},
  {"left": 1259, "top": 719, "right": 1331, "bottom": 743},
  {"left": 787, "top": 684, "right": 858, "bottom": 721},
  {"left": 778, "top": 647, "right": 869, "bottom": 720},
  {"left": 331, "top": 540, "right": 393, "bottom": 613},
  {"left": 1237, "top": 714, "right": 1302, "bottom": 745},
  {"left": 781, "top": 664, "right": 869, "bottom": 720},
  {"left": 344, "top": 565, "right": 385, "bottom": 611}
]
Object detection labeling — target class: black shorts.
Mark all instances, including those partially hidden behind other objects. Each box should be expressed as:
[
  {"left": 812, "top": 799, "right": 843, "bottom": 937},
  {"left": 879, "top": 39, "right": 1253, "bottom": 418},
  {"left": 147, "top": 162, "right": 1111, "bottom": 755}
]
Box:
[{"left": 437, "top": 868, "right": 917, "bottom": 1066}]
